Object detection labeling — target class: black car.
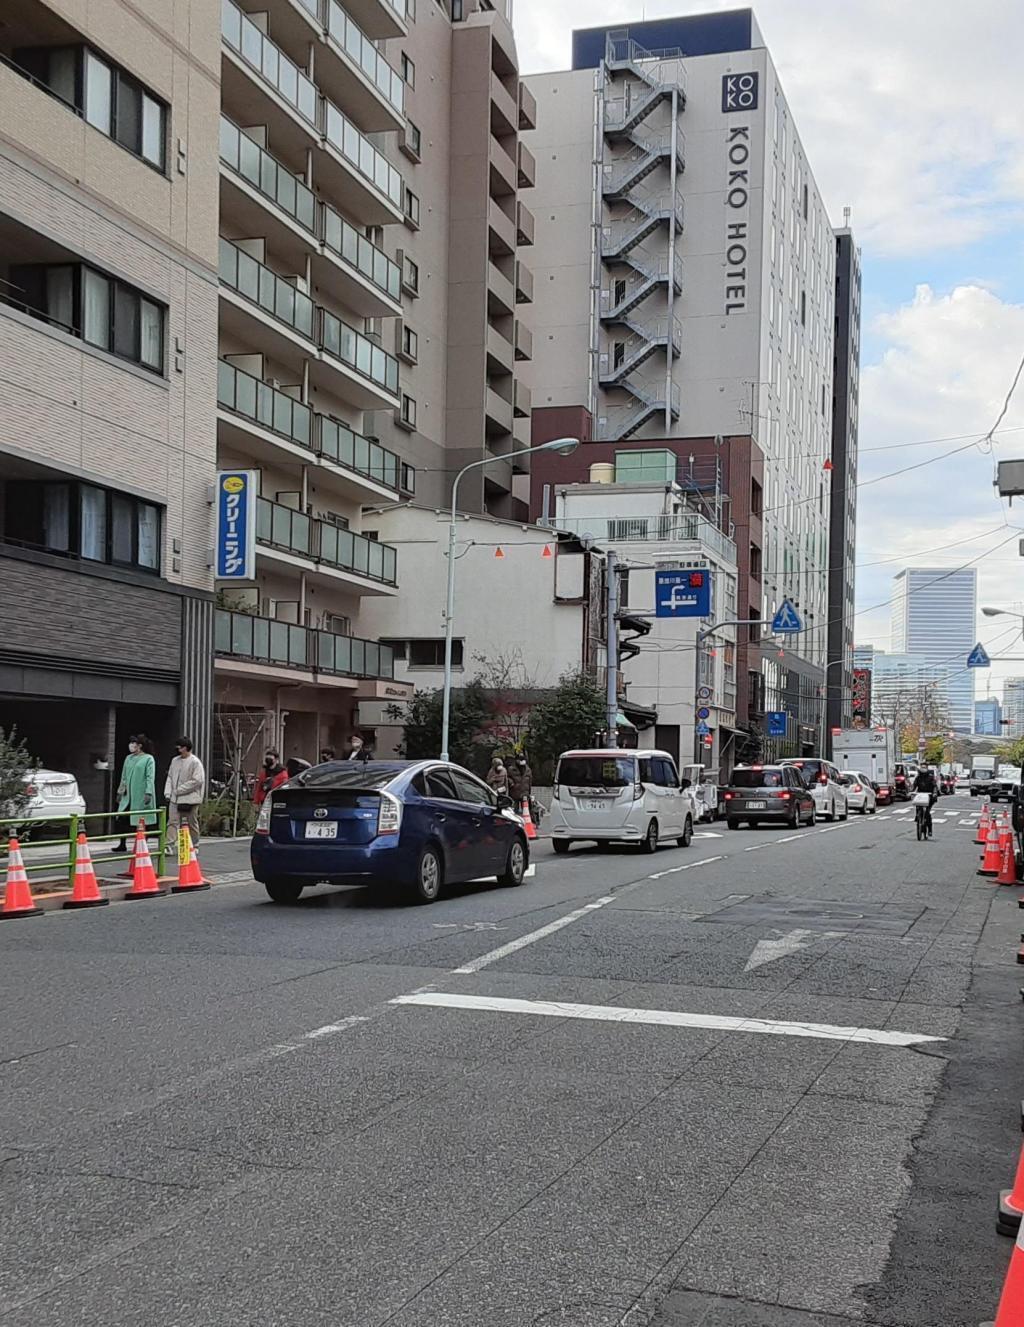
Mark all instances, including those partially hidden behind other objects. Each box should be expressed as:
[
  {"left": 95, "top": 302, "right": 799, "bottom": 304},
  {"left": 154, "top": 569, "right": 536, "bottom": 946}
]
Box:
[{"left": 722, "top": 765, "right": 816, "bottom": 830}]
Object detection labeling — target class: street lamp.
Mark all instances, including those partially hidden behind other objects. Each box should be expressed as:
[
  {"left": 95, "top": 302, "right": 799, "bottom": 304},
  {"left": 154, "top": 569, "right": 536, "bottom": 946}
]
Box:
[
  {"left": 439, "top": 436, "right": 580, "bottom": 761},
  {"left": 981, "top": 606, "right": 1024, "bottom": 639}
]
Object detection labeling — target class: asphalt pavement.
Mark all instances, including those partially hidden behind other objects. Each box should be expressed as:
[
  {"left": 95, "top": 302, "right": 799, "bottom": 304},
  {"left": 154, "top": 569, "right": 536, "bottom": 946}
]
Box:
[{"left": 1, "top": 794, "right": 1021, "bottom": 1326}]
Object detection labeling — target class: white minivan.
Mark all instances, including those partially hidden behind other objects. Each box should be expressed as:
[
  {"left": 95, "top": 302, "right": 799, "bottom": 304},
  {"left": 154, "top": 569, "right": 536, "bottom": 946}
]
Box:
[{"left": 548, "top": 749, "right": 697, "bottom": 854}]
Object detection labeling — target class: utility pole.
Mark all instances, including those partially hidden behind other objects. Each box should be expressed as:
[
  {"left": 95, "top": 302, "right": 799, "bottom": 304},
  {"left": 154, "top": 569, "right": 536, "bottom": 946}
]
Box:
[{"left": 605, "top": 549, "right": 618, "bottom": 746}]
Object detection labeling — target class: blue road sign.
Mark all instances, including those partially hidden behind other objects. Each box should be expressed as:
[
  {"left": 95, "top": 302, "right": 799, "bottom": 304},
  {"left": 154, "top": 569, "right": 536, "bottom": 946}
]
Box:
[
  {"left": 967, "top": 642, "right": 991, "bottom": 668},
  {"left": 695, "top": 720, "right": 711, "bottom": 736},
  {"left": 697, "top": 706, "right": 711, "bottom": 720},
  {"left": 766, "top": 710, "right": 787, "bottom": 737},
  {"left": 655, "top": 568, "right": 712, "bottom": 618},
  {"left": 215, "top": 470, "right": 257, "bottom": 580},
  {"left": 770, "top": 598, "right": 802, "bottom": 634}
]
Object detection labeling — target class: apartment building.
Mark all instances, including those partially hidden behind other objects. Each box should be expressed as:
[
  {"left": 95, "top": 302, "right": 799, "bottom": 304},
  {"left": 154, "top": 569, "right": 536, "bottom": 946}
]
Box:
[
  {"left": 214, "top": 0, "right": 537, "bottom": 758},
  {"left": 1002, "top": 678, "right": 1024, "bottom": 737},
  {"left": 0, "top": 0, "right": 219, "bottom": 807},
  {"left": 523, "top": 10, "right": 851, "bottom": 761},
  {"left": 891, "top": 567, "right": 977, "bottom": 732}
]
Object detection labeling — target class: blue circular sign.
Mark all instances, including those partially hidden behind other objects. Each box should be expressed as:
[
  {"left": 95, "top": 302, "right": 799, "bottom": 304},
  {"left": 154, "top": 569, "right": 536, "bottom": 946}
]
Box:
[{"left": 697, "top": 707, "right": 711, "bottom": 719}]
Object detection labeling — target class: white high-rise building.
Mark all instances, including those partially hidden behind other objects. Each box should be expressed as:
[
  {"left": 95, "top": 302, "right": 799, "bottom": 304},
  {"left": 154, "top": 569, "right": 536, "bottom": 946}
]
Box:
[
  {"left": 890, "top": 568, "right": 977, "bottom": 732},
  {"left": 1003, "top": 677, "right": 1024, "bottom": 737}
]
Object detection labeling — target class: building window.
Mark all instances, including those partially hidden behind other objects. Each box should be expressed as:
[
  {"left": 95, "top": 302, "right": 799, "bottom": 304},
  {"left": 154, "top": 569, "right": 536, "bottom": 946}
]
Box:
[
  {"left": 750, "top": 478, "right": 763, "bottom": 517},
  {"left": 800, "top": 290, "right": 807, "bottom": 326},
  {"left": 402, "top": 254, "right": 419, "bottom": 294},
  {"left": 802, "top": 182, "right": 809, "bottom": 219},
  {"left": 401, "top": 120, "right": 422, "bottom": 161},
  {"left": 400, "top": 53, "right": 415, "bottom": 87},
  {"left": 4, "top": 479, "right": 162, "bottom": 573},
  {"left": 383, "top": 638, "right": 464, "bottom": 668},
  {"left": 398, "top": 393, "right": 417, "bottom": 430},
  {"left": 400, "top": 462, "right": 416, "bottom": 493},
  {"left": 9, "top": 261, "right": 166, "bottom": 374},
  {"left": 398, "top": 323, "right": 418, "bottom": 363},
  {"left": 15, "top": 43, "right": 167, "bottom": 171},
  {"left": 404, "top": 187, "right": 420, "bottom": 229}
]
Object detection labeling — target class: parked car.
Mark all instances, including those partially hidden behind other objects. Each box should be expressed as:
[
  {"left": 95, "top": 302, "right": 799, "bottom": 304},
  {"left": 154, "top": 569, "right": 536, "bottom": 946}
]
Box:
[
  {"left": 940, "top": 773, "right": 956, "bottom": 796},
  {"left": 679, "top": 762, "right": 718, "bottom": 822},
  {"left": 7, "top": 769, "right": 87, "bottom": 835},
  {"left": 780, "top": 758, "right": 849, "bottom": 821},
  {"left": 722, "top": 765, "right": 815, "bottom": 829},
  {"left": 874, "top": 778, "right": 894, "bottom": 807},
  {"left": 251, "top": 760, "right": 529, "bottom": 905},
  {"left": 548, "top": 749, "right": 696, "bottom": 853},
  {"left": 840, "top": 770, "right": 878, "bottom": 815},
  {"left": 892, "top": 763, "right": 912, "bottom": 801}
]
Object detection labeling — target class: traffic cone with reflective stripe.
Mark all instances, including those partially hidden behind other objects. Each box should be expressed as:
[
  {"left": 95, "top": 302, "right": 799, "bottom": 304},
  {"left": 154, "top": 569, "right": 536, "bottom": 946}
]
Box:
[
  {"left": 995, "top": 1215, "right": 1024, "bottom": 1322},
  {"left": 124, "top": 821, "right": 167, "bottom": 900},
  {"left": 63, "top": 833, "right": 109, "bottom": 909},
  {"left": 999, "top": 825, "right": 1020, "bottom": 886},
  {"left": 520, "top": 798, "right": 537, "bottom": 841},
  {"left": 0, "top": 838, "right": 42, "bottom": 920},
  {"left": 1000, "top": 1143, "right": 1024, "bottom": 1234},
  {"left": 171, "top": 828, "right": 211, "bottom": 893},
  {"left": 979, "top": 820, "right": 1003, "bottom": 877},
  {"left": 977, "top": 802, "right": 991, "bottom": 845}
]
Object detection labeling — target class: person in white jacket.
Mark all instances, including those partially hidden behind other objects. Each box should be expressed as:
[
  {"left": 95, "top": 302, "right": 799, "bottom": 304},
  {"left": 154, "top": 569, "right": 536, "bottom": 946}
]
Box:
[{"left": 164, "top": 737, "right": 206, "bottom": 851}]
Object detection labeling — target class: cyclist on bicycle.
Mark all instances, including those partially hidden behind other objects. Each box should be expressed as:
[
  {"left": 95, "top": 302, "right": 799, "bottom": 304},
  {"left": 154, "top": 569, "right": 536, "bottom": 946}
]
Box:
[{"left": 914, "top": 766, "right": 938, "bottom": 834}]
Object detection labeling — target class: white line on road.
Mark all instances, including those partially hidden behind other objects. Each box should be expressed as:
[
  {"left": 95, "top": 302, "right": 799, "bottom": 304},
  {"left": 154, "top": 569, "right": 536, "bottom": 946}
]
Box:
[
  {"left": 743, "top": 842, "right": 776, "bottom": 852},
  {"left": 777, "top": 833, "right": 809, "bottom": 843},
  {"left": 390, "top": 992, "right": 946, "bottom": 1048},
  {"left": 744, "top": 927, "right": 847, "bottom": 972},
  {"left": 450, "top": 895, "right": 616, "bottom": 974},
  {"left": 648, "top": 855, "right": 724, "bottom": 880},
  {"left": 304, "top": 1016, "right": 369, "bottom": 1039}
]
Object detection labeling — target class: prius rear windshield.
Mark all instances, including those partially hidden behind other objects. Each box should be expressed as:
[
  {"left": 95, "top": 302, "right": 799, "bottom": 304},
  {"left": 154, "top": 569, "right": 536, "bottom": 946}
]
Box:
[{"left": 558, "top": 756, "right": 636, "bottom": 787}]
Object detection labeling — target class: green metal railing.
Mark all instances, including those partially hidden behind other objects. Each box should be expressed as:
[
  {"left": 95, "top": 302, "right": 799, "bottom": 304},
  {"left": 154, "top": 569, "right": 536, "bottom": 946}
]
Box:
[{"left": 0, "top": 809, "right": 169, "bottom": 889}]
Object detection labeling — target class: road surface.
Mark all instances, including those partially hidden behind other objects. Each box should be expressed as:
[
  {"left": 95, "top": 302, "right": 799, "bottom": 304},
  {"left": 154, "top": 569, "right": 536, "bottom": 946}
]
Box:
[{"left": 1, "top": 796, "right": 1021, "bottom": 1325}]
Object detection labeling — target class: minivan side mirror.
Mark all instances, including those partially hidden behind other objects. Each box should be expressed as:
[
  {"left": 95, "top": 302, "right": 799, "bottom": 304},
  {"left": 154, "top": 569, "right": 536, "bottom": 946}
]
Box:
[
  {"left": 679, "top": 777, "right": 691, "bottom": 790},
  {"left": 496, "top": 793, "right": 514, "bottom": 811}
]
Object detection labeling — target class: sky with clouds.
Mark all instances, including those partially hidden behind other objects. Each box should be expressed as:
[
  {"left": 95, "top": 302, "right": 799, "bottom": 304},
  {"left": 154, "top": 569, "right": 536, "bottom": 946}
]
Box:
[{"left": 513, "top": 0, "right": 1024, "bottom": 704}]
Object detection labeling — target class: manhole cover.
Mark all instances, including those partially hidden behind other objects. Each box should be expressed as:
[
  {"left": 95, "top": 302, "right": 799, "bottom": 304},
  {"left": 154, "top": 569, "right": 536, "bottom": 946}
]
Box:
[{"left": 697, "top": 895, "right": 924, "bottom": 936}]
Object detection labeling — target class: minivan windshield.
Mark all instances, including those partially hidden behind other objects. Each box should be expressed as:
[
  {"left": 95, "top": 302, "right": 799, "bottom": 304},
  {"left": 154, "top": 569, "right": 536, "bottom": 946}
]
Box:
[
  {"left": 732, "top": 769, "right": 783, "bottom": 788},
  {"left": 557, "top": 756, "right": 636, "bottom": 787}
]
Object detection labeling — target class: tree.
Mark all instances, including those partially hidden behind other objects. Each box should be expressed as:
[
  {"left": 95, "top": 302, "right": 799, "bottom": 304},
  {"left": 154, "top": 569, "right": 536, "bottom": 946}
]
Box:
[
  {"left": 472, "top": 651, "right": 534, "bottom": 753},
  {"left": 923, "top": 736, "right": 945, "bottom": 766},
  {"left": 0, "top": 726, "right": 39, "bottom": 820},
  {"left": 527, "top": 671, "right": 607, "bottom": 780},
  {"left": 388, "top": 682, "right": 492, "bottom": 772},
  {"left": 995, "top": 735, "right": 1024, "bottom": 767}
]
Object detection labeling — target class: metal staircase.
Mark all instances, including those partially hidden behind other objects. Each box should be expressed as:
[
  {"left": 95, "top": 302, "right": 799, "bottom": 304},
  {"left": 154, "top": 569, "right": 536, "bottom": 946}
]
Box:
[
  {"left": 599, "top": 379, "right": 681, "bottom": 443},
  {"left": 598, "top": 33, "right": 686, "bottom": 431}
]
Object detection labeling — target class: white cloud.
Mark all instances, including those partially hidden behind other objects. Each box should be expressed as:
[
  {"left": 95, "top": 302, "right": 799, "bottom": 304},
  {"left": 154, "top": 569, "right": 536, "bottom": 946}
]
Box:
[{"left": 514, "top": 0, "right": 1024, "bottom": 255}]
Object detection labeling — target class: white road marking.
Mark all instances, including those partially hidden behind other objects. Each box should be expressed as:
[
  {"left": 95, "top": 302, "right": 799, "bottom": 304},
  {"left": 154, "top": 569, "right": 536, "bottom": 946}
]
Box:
[
  {"left": 777, "top": 833, "right": 809, "bottom": 843},
  {"left": 647, "top": 855, "right": 724, "bottom": 880},
  {"left": 743, "top": 842, "right": 776, "bottom": 852},
  {"left": 304, "top": 1016, "right": 369, "bottom": 1039},
  {"left": 744, "top": 927, "right": 847, "bottom": 972},
  {"left": 693, "top": 831, "right": 724, "bottom": 839},
  {"left": 450, "top": 895, "right": 615, "bottom": 974},
  {"left": 391, "top": 992, "right": 946, "bottom": 1048}
]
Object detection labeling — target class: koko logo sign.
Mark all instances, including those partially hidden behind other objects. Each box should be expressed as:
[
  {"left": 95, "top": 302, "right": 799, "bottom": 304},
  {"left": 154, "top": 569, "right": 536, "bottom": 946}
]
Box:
[{"left": 722, "top": 72, "right": 758, "bottom": 113}]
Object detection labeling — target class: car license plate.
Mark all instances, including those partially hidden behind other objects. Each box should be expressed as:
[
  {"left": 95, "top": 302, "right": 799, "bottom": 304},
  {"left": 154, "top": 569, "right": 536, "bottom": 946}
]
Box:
[
  {"left": 304, "top": 822, "right": 338, "bottom": 839},
  {"left": 746, "top": 800, "right": 766, "bottom": 810},
  {"left": 581, "top": 799, "right": 608, "bottom": 811},
  {"left": 46, "top": 784, "right": 73, "bottom": 798}
]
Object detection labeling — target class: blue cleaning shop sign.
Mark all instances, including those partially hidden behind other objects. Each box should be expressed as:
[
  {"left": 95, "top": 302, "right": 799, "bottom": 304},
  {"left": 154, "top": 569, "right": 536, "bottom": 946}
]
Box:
[
  {"left": 215, "top": 471, "right": 257, "bottom": 580},
  {"left": 655, "top": 568, "right": 712, "bottom": 618}
]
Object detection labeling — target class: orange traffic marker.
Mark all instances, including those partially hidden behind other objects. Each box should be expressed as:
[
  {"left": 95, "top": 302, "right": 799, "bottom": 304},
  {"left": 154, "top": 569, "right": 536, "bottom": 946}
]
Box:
[
  {"left": 977, "top": 802, "right": 991, "bottom": 845},
  {"left": 979, "top": 821, "right": 1003, "bottom": 877},
  {"left": 999, "top": 829, "right": 1020, "bottom": 886},
  {"left": 995, "top": 1220, "right": 1024, "bottom": 1323},
  {"left": 64, "top": 833, "right": 110, "bottom": 910},
  {"left": 0, "top": 838, "right": 42, "bottom": 920},
  {"left": 124, "top": 821, "right": 168, "bottom": 900},
  {"left": 520, "top": 798, "right": 537, "bottom": 841},
  {"left": 1001, "top": 1143, "right": 1024, "bottom": 1234},
  {"left": 171, "top": 828, "right": 211, "bottom": 893}
]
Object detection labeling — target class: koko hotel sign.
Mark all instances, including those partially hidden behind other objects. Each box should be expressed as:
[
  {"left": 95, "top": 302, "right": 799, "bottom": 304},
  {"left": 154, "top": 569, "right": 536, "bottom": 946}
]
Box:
[
  {"left": 721, "top": 72, "right": 758, "bottom": 317},
  {"left": 215, "top": 470, "right": 257, "bottom": 580}
]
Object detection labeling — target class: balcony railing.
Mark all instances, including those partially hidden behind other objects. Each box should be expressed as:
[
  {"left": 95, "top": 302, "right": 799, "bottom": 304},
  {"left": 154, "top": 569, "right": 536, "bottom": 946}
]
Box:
[
  {"left": 219, "top": 238, "right": 315, "bottom": 341},
  {"left": 322, "top": 205, "right": 401, "bottom": 302},
  {"left": 325, "top": 0, "right": 404, "bottom": 116},
  {"left": 257, "top": 497, "right": 398, "bottom": 585},
  {"left": 216, "top": 608, "right": 394, "bottom": 679},
  {"left": 320, "top": 310, "right": 399, "bottom": 397},
  {"left": 323, "top": 98, "right": 403, "bottom": 208},
  {"left": 555, "top": 512, "right": 737, "bottom": 565},
  {"left": 319, "top": 416, "right": 401, "bottom": 490},
  {"left": 222, "top": 0, "right": 318, "bottom": 127},
  {"left": 219, "top": 116, "right": 317, "bottom": 235},
  {"left": 217, "top": 360, "right": 313, "bottom": 451}
]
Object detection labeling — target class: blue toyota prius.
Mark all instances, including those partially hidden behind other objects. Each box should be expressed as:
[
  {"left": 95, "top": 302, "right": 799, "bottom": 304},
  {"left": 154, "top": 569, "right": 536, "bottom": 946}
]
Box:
[{"left": 251, "top": 759, "right": 529, "bottom": 905}]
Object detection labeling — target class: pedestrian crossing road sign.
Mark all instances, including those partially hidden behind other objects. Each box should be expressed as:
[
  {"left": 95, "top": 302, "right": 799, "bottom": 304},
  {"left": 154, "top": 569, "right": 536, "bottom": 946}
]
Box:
[
  {"left": 770, "top": 598, "right": 802, "bottom": 634},
  {"left": 966, "top": 642, "right": 990, "bottom": 668}
]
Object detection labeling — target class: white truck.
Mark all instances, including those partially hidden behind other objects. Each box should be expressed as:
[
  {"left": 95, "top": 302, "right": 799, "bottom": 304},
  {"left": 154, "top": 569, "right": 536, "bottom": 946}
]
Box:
[
  {"left": 831, "top": 728, "right": 895, "bottom": 801},
  {"left": 994, "top": 763, "right": 1020, "bottom": 803},
  {"left": 970, "top": 754, "right": 998, "bottom": 798}
]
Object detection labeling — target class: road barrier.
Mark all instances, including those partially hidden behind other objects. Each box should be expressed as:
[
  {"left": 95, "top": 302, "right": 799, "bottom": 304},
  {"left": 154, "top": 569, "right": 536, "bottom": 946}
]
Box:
[{"left": 0, "top": 811, "right": 168, "bottom": 890}]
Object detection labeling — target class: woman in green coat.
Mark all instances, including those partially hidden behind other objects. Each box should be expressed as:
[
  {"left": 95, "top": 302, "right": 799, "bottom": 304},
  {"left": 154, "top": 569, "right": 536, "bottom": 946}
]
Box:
[{"left": 116, "top": 734, "right": 157, "bottom": 850}]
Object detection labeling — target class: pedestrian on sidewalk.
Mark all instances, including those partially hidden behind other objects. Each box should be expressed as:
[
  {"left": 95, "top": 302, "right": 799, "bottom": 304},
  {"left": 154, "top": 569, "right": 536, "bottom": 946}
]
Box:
[
  {"left": 253, "top": 749, "right": 287, "bottom": 806},
  {"left": 486, "top": 756, "right": 509, "bottom": 797},
  {"left": 114, "top": 734, "right": 156, "bottom": 851},
  {"left": 346, "top": 734, "right": 372, "bottom": 762},
  {"left": 165, "top": 737, "right": 206, "bottom": 853},
  {"left": 319, "top": 745, "right": 335, "bottom": 765}
]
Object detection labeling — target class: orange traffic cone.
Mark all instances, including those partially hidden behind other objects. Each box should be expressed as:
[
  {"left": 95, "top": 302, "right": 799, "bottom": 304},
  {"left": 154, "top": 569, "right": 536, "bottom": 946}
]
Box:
[
  {"left": 979, "top": 820, "right": 1003, "bottom": 877},
  {"left": 0, "top": 838, "right": 42, "bottom": 920},
  {"left": 520, "top": 798, "right": 537, "bottom": 841},
  {"left": 998, "top": 833, "right": 1020, "bottom": 886},
  {"left": 1000, "top": 1143, "right": 1024, "bottom": 1233},
  {"left": 124, "top": 821, "right": 168, "bottom": 900},
  {"left": 977, "top": 802, "right": 991, "bottom": 845},
  {"left": 994, "top": 1220, "right": 1024, "bottom": 1323},
  {"left": 64, "top": 833, "right": 109, "bottom": 910},
  {"left": 171, "top": 828, "right": 211, "bottom": 893}
]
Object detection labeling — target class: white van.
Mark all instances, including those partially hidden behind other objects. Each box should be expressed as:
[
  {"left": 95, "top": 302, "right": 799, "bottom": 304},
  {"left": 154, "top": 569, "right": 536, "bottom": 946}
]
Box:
[{"left": 548, "top": 749, "right": 697, "bottom": 854}]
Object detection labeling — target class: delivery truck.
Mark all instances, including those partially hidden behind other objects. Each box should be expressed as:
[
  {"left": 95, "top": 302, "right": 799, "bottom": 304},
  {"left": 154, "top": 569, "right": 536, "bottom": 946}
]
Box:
[
  {"left": 970, "top": 754, "right": 998, "bottom": 797},
  {"left": 831, "top": 728, "right": 895, "bottom": 802}
]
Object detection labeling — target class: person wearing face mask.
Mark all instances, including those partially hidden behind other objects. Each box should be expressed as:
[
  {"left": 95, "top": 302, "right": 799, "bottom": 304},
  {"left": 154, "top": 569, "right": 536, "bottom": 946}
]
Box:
[
  {"left": 253, "top": 749, "right": 288, "bottom": 805},
  {"left": 115, "top": 734, "right": 156, "bottom": 853}
]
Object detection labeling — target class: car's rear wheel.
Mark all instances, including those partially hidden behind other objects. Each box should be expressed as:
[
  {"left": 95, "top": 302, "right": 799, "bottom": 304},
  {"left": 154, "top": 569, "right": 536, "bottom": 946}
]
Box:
[
  {"left": 639, "top": 819, "right": 659, "bottom": 853},
  {"left": 859, "top": 804, "right": 867, "bottom": 815},
  {"left": 264, "top": 878, "right": 304, "bottom": 904},
  {"left": 840, "top": 803, "right": 849, "bottom": 821},
  {"left": 677, "top": 817, "right": 692, "bottom": 848},
  {"left": 552, "top": 839, "right": 571, "bottom": 855},
  {"left": 498, "top": 837, "right": 527, "bottom": 886},
  {"left": 825, "top": 801, "right": 835, "bottom": 822},
  {"left": 726, "top": 817, "right": 740, "bottom": 830},
  {"left": 409, "top": 844, "right": 443, "bottom": 904},
  {"left": 788, "top": 806, "right": 799, "bottom": 829}
]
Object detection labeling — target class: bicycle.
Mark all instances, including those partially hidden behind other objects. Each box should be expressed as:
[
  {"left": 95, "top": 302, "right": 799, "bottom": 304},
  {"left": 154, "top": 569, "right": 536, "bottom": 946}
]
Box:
[{"left": 914, "top": 795, "right": 933, "bottom": 840}]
